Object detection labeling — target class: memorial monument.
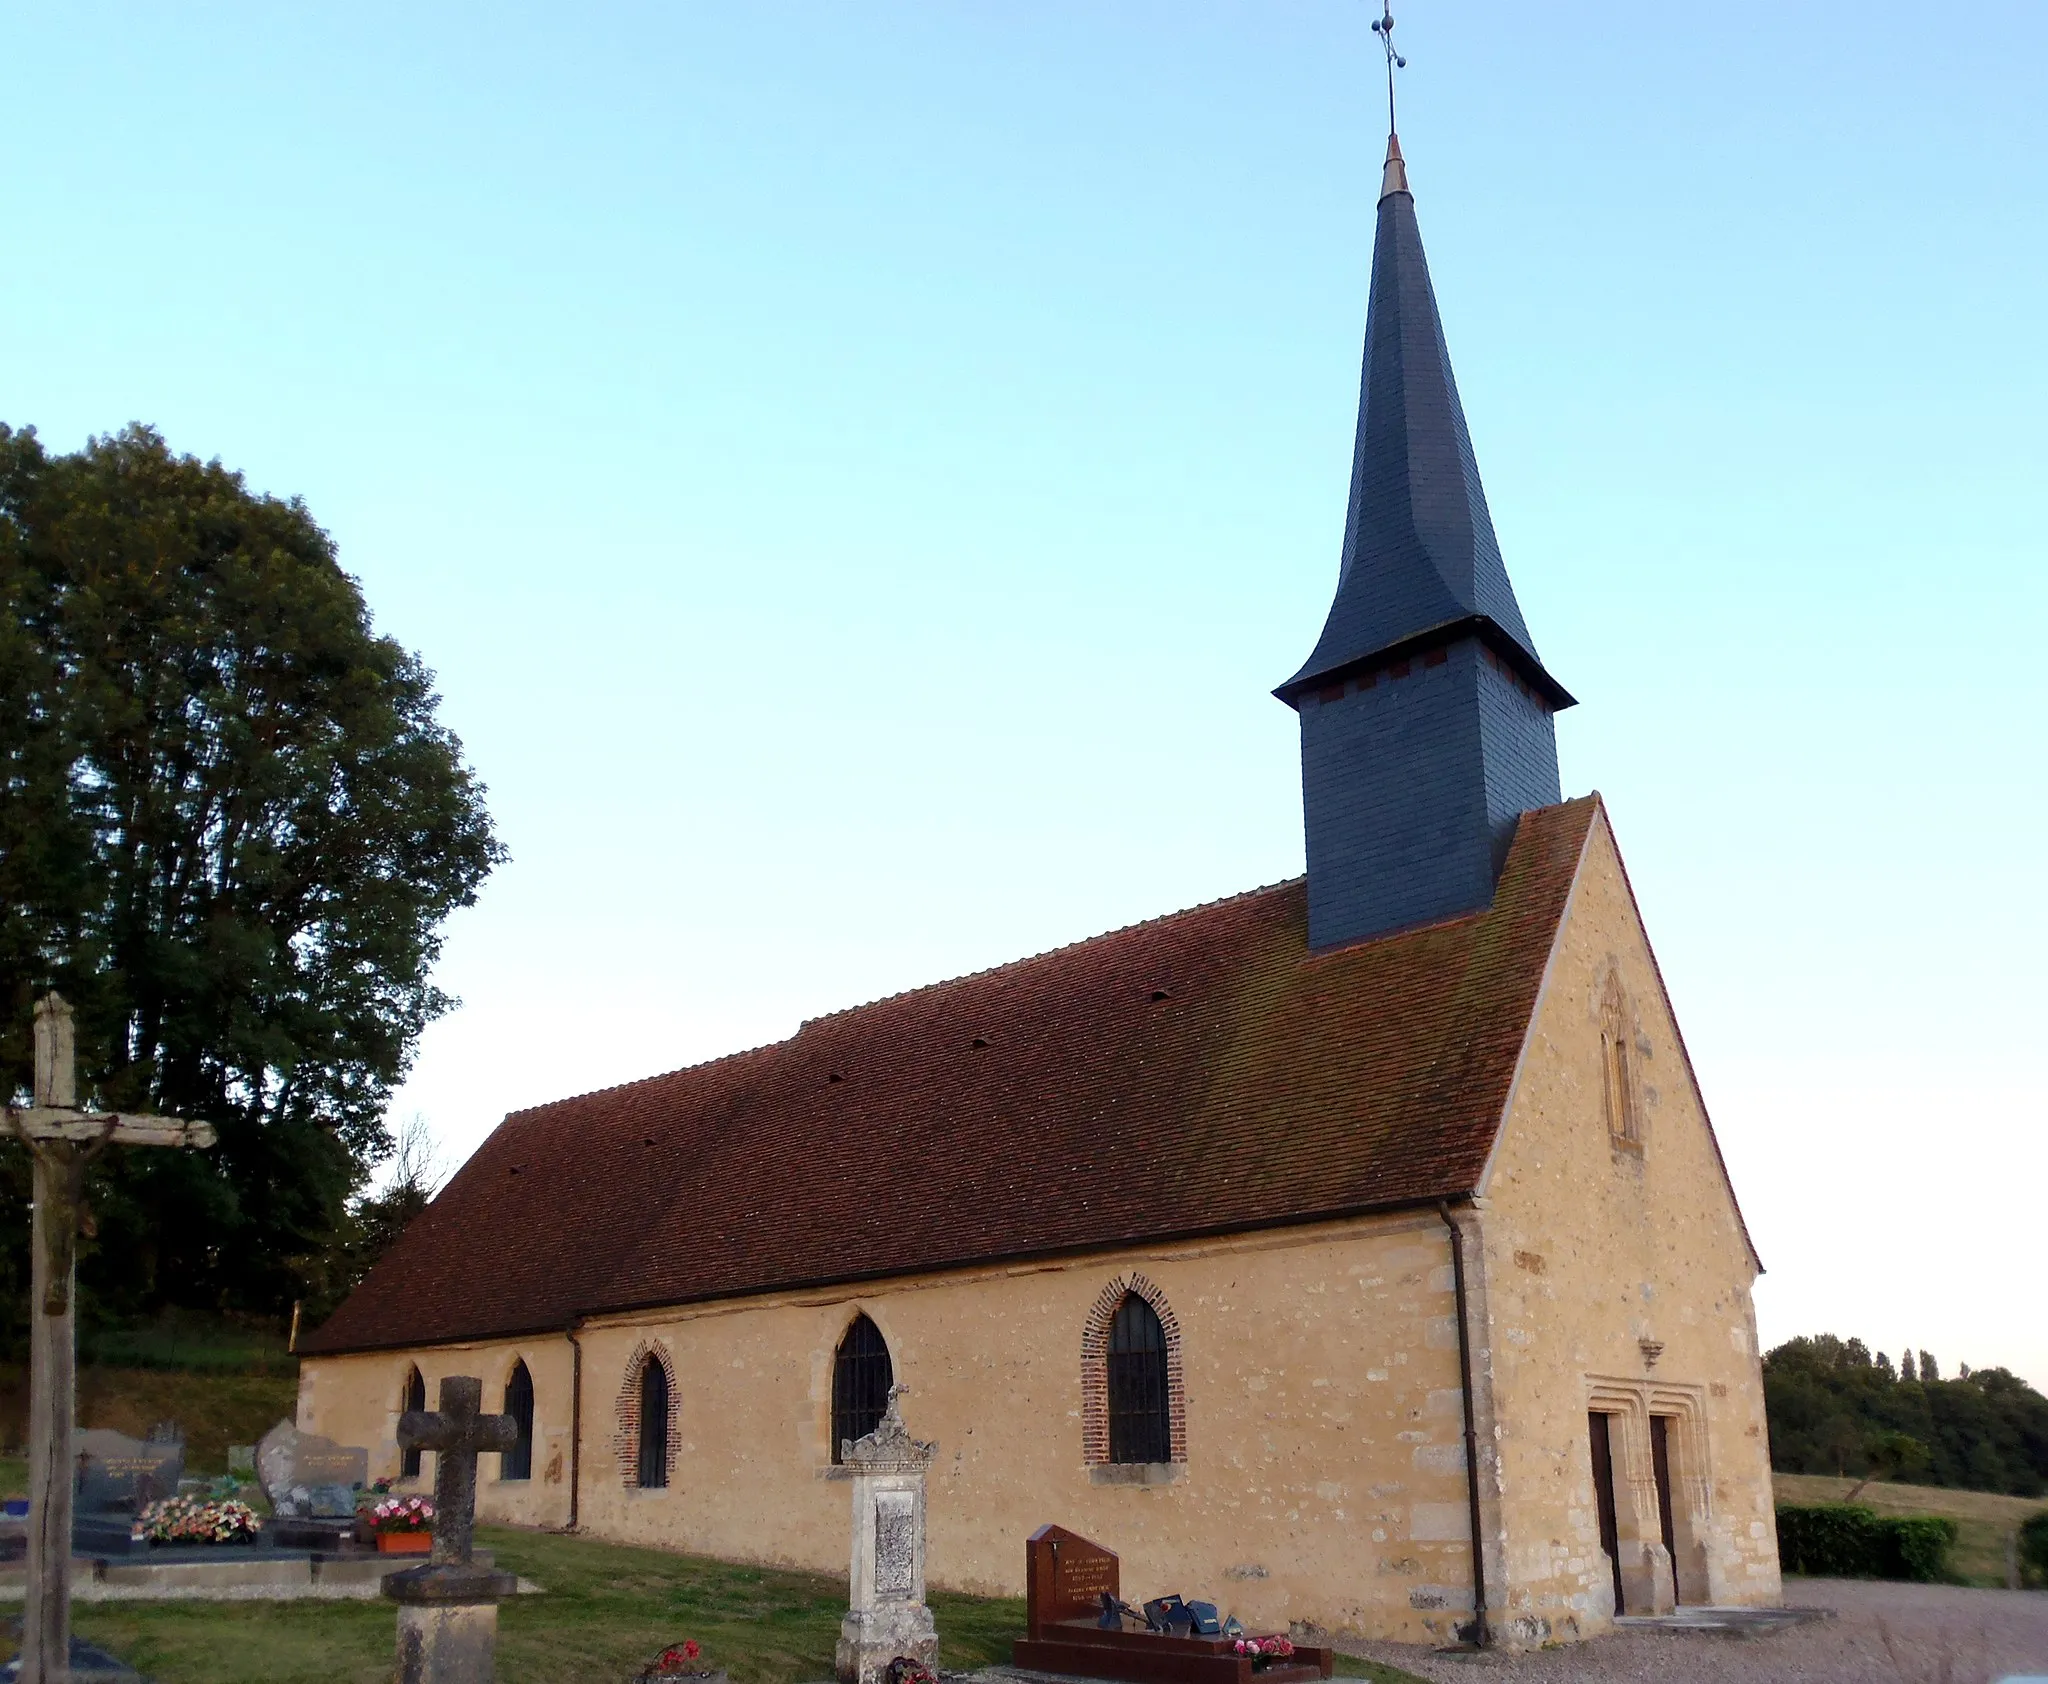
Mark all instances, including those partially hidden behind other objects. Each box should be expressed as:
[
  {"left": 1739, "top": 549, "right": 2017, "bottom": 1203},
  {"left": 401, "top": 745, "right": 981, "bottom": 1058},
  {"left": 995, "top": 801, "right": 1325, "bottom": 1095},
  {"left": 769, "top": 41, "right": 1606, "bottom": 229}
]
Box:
[
  {"left": 385, "top": 1375, "right": 519, "bottom": 1684},
  {"left": 833, "top": 1387, "right": 938, "bottom": 1684}
]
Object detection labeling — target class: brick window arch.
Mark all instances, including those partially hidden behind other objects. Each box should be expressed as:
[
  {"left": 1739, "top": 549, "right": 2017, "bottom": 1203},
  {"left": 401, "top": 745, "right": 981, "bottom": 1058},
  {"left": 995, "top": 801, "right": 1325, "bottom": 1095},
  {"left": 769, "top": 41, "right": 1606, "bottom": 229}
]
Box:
[
  {"left": 1081, "top": 1273, "right": 1187, "bottom": 1466},
  {"left": 614, "top": 1340, "right": 679, "bottom": 1491}
]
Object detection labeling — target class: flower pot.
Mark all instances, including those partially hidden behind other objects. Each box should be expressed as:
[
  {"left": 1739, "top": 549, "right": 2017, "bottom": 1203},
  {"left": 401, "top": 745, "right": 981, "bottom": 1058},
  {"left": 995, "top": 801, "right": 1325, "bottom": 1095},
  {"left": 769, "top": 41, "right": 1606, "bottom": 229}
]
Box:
[{"left": 377, "top": 1531, "right": 433, "bottom": 1554}]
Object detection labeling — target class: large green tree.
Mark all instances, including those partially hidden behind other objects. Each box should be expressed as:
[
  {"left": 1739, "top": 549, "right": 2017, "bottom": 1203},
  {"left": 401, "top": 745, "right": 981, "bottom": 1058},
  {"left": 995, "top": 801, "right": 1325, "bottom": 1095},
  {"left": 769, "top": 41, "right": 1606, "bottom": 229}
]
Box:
[{"left": 0, "top": 423, "right": 503, "bottom": 1339}]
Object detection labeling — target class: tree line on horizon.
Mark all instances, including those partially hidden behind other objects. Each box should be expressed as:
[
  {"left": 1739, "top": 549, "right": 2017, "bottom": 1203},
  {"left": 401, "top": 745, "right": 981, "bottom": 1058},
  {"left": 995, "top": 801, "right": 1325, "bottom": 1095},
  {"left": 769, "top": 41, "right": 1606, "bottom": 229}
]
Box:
[{"left": 1765, "top": 1333, "right": 2048, "bottom": 1499}]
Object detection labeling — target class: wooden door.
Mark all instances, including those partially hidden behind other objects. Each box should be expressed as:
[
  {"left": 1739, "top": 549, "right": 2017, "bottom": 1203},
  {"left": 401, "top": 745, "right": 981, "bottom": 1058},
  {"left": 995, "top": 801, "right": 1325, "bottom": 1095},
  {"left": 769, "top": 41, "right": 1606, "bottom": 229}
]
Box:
[
  {"left": 1650, "top": 1416, "right": 1680, "bottom": 1600},
  {"left": 1588, "top": 1412, "right": 1624, "bottom": 1614}
]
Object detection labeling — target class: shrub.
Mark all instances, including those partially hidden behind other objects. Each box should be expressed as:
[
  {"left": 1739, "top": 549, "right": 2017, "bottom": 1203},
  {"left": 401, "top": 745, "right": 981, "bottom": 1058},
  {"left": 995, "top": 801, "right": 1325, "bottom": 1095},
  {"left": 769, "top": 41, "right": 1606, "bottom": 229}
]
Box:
[
  {"left": 1774, "top": 1505, "right": 1957, "bottom": 1581},
  {"left": 2020, "top": 1512, "right": 2048, "bottom": 1586},
  {"left": 1877, "top": 1516, "right": 1957, "bottom": 1582},
  {"left": 1776, "top": 1504, "right": 1881, "bottom": 1576}
]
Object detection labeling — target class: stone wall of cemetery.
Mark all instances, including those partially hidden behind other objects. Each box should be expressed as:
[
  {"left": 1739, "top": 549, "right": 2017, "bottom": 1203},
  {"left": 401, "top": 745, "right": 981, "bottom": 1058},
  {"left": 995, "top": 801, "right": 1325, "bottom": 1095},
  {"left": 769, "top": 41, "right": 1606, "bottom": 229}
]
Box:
[{"left": 1475, "top": 809, "right": 1782, "bottom": 1644}]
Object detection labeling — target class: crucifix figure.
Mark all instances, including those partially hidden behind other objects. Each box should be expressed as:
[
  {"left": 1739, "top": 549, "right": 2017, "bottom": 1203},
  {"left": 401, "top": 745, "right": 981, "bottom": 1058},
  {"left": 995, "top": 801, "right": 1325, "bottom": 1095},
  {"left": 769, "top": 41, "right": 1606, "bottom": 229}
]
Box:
[
  {"left": 387, "top": 1376, "right": 520, "bottom": 1684},
  {"left": 6, "top": 993, "right": 219, "bottom": 1684}
]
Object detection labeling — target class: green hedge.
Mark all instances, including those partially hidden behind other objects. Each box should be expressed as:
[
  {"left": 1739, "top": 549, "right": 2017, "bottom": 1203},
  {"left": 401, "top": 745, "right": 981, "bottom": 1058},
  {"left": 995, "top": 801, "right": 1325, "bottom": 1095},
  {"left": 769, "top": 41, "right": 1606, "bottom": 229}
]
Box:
[
  {"left": 2021, "top": 1512, "right": 2048, "bottom": 1586},
  {"left": 1775, "top": 1504, "right": 1957, "bottom": 1581}
]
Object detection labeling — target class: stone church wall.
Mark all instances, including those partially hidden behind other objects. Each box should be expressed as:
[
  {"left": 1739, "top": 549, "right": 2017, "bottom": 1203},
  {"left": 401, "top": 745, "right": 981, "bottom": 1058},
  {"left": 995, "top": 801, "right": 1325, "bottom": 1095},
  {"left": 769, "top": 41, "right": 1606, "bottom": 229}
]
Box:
[
  {"left": 299, "top": 1213, "right": 1491, "bottom": 1644},
  {"left": 1476, "top": 809, "right": 1782, "bottom": 1643}
]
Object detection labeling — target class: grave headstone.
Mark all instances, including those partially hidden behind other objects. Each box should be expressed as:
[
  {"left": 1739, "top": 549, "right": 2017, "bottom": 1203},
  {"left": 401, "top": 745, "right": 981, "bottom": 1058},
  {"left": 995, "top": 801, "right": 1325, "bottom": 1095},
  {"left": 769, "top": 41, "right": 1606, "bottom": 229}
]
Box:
[
  {"left": 73, "top": 1430, "right": 183, "bottom": 1515},
  {"left": 834, "top": 1387, "right": 938, "bottom": 1684},
  {"left": 1024, "top": 1524, "right": 1120, "bottom": 1639},
  {"left": 256, "top": 1418, "right": 368, "bottom": 1517}
]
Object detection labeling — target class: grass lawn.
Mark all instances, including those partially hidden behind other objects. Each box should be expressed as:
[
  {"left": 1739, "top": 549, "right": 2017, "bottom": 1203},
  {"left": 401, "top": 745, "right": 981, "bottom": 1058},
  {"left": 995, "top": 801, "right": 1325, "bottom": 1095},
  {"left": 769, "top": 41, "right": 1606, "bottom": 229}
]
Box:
[
  {"left": 55, "top": 1526, "right": 1430, "bottom": 1684},
  {"left": 1775, "top": 1472, "right": 2048, "bottom": 1586}
]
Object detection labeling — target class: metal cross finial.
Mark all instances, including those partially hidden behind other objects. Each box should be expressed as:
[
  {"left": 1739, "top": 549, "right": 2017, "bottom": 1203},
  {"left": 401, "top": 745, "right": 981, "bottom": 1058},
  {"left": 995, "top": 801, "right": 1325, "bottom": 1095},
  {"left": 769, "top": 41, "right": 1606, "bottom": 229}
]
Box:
[{"left": 1369, "top": 1, "right": 1407, "bottom": 137}]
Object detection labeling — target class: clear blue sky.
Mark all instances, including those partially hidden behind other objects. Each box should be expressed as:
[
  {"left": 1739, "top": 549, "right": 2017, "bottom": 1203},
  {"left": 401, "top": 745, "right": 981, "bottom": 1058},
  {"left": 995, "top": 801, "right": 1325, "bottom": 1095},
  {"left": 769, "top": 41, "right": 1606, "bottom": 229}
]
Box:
[{"left": 6, "top": 3, "right": 2044, "bottom": 1389}]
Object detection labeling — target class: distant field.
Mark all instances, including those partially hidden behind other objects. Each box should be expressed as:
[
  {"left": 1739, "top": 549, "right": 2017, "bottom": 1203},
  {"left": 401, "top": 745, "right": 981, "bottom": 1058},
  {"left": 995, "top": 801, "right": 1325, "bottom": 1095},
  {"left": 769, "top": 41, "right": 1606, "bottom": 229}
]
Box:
[{"left": 1776, "top": 1472, "right": 2048, "bottom": 1585}]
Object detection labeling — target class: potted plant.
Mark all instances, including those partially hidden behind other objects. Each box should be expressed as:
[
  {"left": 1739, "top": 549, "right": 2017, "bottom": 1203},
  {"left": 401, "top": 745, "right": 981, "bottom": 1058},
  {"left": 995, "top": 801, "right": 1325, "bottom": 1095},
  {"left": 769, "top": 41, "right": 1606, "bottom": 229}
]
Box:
[
  {"left": 635, "top": 1639, "right": 725, "bottom": 1684},
  {"left": 365, "top": 1492, "right": 436, "bottom": 1554}
]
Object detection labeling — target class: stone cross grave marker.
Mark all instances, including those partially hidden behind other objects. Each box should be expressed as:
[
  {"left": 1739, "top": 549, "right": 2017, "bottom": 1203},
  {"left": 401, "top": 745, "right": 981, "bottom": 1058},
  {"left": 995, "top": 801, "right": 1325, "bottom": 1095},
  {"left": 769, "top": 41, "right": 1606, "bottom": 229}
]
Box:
[
  {"left": 834, "top": 1386, "right": 939, "bottom": 1684},
  {"left": 385, "top": 1375, "right": 520, "bottom": 1684},
  {"left": 4, "top": 994, "right": 218, "bottom": 1684}
]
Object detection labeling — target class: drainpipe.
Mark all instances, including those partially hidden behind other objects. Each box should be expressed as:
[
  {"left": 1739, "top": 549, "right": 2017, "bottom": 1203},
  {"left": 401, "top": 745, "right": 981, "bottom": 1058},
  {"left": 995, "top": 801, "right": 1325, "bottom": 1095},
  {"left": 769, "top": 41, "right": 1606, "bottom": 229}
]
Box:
[
  {"left": 565, "top": 1319, "right": 584, "bottom": 1533},
  {"left": 1437, "top": 1201, "right": 1491, "bottom": 1650}
]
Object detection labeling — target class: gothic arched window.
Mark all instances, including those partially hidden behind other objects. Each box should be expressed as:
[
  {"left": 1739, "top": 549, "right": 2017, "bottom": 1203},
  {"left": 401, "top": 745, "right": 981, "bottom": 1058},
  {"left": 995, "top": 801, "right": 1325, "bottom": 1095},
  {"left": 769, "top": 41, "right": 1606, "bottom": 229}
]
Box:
[
  {"left": 831, "top": 1313, "right": 893, "bottom": 1462},
  {"left": 401, "top": 1366, "right": 426, "bottom": 1479},
  {"left": 1107, "top": 1293, "right": 1171, "bottom": 1465},
  {"left": 501, "top": 1359, "right": 534, "bottom": 1481},
  {"left": 637, "top": 1354, "right": 670, "bottom": 1489}
]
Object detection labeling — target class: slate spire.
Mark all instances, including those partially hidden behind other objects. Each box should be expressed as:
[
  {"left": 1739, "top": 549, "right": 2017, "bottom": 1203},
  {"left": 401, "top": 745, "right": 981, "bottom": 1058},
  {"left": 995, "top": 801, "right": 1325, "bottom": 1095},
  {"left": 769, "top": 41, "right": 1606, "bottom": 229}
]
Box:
[
  {"left": 1279, "top": 132, "right": 1575, "bottom": 951},
  {"left": 1279, "top": 134, "right": 1566, "bottom": 707}
]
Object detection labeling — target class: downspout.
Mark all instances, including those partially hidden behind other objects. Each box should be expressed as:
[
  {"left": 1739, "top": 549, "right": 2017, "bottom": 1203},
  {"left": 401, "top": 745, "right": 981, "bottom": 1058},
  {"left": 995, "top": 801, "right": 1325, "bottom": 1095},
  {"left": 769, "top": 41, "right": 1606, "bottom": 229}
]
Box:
[
  {"left": 1437, "top": 1201, "right": 1491, "bottom": 1649},
  {"left": 565, "top": 1320, "right": 584, "bottom": 1533}
]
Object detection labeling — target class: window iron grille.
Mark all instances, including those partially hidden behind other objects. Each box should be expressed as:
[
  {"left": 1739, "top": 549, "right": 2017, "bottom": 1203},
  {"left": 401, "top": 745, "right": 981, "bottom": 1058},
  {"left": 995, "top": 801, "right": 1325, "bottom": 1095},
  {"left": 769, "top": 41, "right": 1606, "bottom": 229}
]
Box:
[
  {"left": 502, "top": 1360, "right": 534, "bottom": 1481},
  {"left": 401, "top": 1367, "right": 425, "bottom": 1479},
  {"left": 1106, "top": 1293, "right": 1171, "bottom": 1465},
  {"left": 637, "top": 1357, "right": 670, "bottom": 1489},
  {"left": 832, "top": 1314, "right": 894, "bottom": 1462}
]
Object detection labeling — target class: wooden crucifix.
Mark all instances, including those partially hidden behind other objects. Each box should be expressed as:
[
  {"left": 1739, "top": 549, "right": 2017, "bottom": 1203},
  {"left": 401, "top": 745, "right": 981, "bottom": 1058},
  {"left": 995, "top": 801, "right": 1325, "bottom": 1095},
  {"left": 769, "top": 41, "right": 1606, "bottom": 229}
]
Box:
[{"left": 5, "top": 993, "right": 220, "bottom": 1684}]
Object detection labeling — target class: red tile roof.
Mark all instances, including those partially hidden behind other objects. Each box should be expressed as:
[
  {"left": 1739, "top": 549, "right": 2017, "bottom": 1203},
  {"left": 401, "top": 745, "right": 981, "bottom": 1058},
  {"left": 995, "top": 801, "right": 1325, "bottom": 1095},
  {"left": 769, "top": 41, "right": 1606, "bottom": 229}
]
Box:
[{"left": 300, "top": 797, "right": 1599, "bottom": 1356}]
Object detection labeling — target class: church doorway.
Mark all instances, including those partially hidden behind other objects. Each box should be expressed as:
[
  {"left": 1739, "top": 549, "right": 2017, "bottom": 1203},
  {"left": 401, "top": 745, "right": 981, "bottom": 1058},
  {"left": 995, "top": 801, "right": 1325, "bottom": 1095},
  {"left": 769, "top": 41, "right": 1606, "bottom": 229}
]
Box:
[
  {"left": 1587, "top": 1412, "right": 1624, "bottom": 1613},
  {"left": 1650, "top": 1416, "right": 1680, "bottom": 1602}
]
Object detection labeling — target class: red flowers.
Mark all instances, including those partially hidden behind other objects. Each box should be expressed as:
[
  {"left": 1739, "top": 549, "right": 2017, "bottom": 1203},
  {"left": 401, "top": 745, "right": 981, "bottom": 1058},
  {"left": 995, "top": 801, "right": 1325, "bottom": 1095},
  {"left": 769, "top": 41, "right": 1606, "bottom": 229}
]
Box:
[
  {"left": 642, "top": 1639, "right": 705, "bottom": 1677},
  {"left": 1232, "top": 1636, "right": 1295, "bottom": 1662}
]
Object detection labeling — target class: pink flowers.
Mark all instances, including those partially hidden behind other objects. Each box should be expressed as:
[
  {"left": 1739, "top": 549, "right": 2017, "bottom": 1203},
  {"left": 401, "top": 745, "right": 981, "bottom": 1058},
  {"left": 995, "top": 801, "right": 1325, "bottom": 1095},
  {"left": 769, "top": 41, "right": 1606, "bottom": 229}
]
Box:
[
  {"left": 367, "top": 1494, "right": 436, "bottom": 1534},
  {"left": 1233, "top": 1636, "right": 1295, "bottom": 1661},
  {"left": 138, "top": 1496, "right": 260, "bottom": 1546}
]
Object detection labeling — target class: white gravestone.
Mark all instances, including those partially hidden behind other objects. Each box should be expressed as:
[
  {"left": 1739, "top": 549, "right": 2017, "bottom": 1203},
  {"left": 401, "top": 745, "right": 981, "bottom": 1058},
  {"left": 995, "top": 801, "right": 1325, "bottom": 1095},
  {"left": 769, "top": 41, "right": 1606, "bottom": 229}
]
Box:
[{"left": 834, "top": 1387, "right": 938, "bottom": 1684}]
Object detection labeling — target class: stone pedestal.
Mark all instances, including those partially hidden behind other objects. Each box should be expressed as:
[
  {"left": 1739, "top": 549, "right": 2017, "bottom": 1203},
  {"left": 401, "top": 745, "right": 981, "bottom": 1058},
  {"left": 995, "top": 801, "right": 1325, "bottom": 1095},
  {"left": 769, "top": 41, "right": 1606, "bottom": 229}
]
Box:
[
  {"left": 834, "top": 1389, "right": 938, "bottom": 1684},
  {"left": 384, "top": 1562, "right": 519, "bottom": 1684}
]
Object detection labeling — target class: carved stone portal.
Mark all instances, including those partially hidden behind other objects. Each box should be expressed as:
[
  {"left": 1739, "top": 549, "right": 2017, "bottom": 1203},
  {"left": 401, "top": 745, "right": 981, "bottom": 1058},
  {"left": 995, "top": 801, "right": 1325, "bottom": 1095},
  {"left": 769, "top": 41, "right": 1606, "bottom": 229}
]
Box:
[{"left": 835, "top": 1387, "right": 938, "bottom": 1684}]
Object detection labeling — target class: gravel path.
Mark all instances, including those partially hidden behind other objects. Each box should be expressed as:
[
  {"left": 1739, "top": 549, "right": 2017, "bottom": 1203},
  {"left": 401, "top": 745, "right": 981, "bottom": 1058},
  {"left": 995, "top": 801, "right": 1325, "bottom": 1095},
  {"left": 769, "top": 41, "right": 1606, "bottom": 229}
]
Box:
[{"left": 1339, "top": 1581, "right": 2048, "bottom": 1684}]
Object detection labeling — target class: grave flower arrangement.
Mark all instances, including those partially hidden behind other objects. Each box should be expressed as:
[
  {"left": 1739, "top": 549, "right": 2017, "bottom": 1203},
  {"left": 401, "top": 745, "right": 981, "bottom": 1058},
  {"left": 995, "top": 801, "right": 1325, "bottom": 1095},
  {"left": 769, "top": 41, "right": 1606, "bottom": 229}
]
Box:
[
  {"left": 137, "top": 1495, "right": 260, "bottom": 1546},
  {"left": 637, "top": 1638, "right": 723, "bottom": 1682},
  {"left": 1232, "top": 1635, "right": 1295, "bottom": 1668},
  {"left": 885, "top": 1659, "right": 938, "bottom": 1684},
  {"left": 365, "top": 1492, "right": 436, "bottom": 1535}
]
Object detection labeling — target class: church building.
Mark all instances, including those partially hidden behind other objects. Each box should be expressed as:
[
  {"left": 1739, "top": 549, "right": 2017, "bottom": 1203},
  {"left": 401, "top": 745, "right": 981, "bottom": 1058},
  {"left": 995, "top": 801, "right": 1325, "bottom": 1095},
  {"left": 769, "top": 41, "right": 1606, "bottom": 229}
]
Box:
[{"left": 297, "top": 127, "right": 1783, "bottom": 1649}]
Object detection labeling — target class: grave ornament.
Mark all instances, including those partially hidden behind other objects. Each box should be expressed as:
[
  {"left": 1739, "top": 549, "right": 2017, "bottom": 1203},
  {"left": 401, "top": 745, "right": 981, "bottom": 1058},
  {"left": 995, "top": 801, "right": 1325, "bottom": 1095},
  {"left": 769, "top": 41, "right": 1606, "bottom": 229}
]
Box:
[
  {"left": 383, "top": 1375, "right": 519, "bottom": 1684},
  {"left": 256, "top": 1418, "right": 368, "bottom": 1522},
  {"left": 1014, "top": 1523, "right": 1337, "bottom": 1684},
  {"left": 833, "top": 1386, "right": 938, "bottom": 1684}
]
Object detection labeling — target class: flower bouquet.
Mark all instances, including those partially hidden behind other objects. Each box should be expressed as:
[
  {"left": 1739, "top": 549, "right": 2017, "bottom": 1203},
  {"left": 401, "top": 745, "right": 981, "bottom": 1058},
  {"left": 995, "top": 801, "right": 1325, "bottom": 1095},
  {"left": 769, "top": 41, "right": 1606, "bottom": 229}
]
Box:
[
  {"left": 137, "top": 1495, "right": 260, "bottom": 1546},
  {"left": 365, "top": 1492, "right": 436, "bottom": 1553},
  {"left": 886, "top": 1659, "right": 939, "bottom": 1684},
  {"left": 1232, "top": 1636, "right": 1296, "bottom": 1669},
  {"left": 635, "top": 1638, "right": 726, "bottom": 1684}
]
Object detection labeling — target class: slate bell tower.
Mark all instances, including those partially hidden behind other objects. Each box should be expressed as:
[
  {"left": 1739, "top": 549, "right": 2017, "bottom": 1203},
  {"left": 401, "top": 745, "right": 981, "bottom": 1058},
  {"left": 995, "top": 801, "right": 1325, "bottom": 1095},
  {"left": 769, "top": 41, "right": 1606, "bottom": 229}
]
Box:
[{"left": 1277, "top": 133, "right": 1574, "bottom": 951}]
